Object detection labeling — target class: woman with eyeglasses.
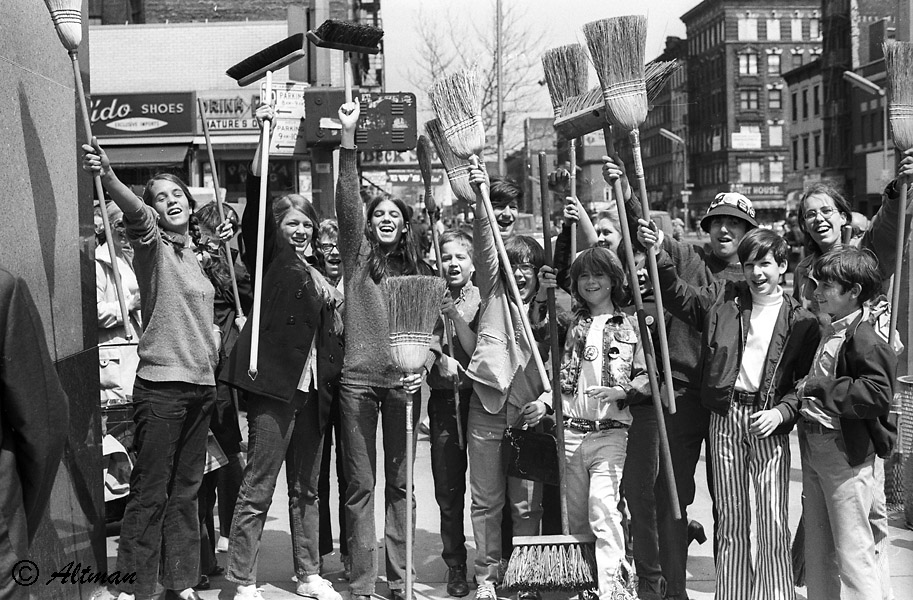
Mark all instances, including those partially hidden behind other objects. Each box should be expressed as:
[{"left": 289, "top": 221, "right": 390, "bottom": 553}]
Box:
[{"left": 219, "top": 103, "right": 344, "bottom": 600}]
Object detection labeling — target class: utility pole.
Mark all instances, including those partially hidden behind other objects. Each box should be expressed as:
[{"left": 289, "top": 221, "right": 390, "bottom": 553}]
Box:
[{"left": 496, "top": 0, "right": 504, "bottom": 177}]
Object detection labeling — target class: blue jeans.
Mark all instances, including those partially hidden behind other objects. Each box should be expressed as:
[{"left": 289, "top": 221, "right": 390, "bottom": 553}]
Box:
[
  {"left": 116, "top": 378, "right": 215, "bottom": 596},
  {"left": 339, "top": 384, "right": 421, "bottom": 595},
  {"left": 429, "top": 387, "right": 471, "bottom": 567},
  {"left": 227, "top": 392, "right": 325, "bottom": 585}
]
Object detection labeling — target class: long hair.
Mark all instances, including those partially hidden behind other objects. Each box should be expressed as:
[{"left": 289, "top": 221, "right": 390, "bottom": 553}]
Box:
[
  {"left": 568, "top": 246, "right": 630, "bottom": 311},
  {"left": 272, "top": 193, "right": 321, "bottom": 264},
  {"left": 193, "top": 202, "right": 236, "bottom": 295},
  {"left": 363, "top": 195, "right": 424, "bottom": 282},
  {"left": 797, "top": 182, "right": 852, "bottom": 257},
  {"left": 141, "top": 173, "right": 201, "bottom": 246}
]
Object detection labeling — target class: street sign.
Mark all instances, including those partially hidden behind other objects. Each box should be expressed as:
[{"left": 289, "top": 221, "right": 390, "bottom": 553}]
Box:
[{"left": 262, "top": 82, "right": 308, "bottom": 157}]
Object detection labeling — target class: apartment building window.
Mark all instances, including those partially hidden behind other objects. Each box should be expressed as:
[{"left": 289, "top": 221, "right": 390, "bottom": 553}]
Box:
[
  {"left": 792, "top": 138, "right": 799, "bottom": 170},
  {"left": 739, "top": 161, "right": 763, "bottom": 182},
  {"left": 810, "top": 18, "right": 820, "bottom": 40},
  {"left": 740, "top": 90, "right": 760, "bottom": 110},
  {"left": 802, "top": 89, "right": 809, "bottom": 119},
  {"left": 766, "top": 19, "right": 781, "bottom": 41},
  {"left": 802, "top": 136, "right": 810, "bottom": 168},
  {"left": 739, "top": 17, "right": 759, "bottom": 41},
  {"left": 768, "top": 54, "right": 781, "bottom": 75},
  {"left": 791, "top": 18, "right": 803, "bottom": 40},
  {"left": 769, "top": 160, "right": 784, "bottom": 182},
  {"left": 814, "top": 134, "right": 822, "bottom": 167},
  {"left": 769, "top": 124, "right": 783, "bottom": 146},
  {"left": 769, "top": 89, "right": 782, "bottom": 109},
  {"left": 813, "top": 85, "right": 820, "bottom": 116},
  {"left": 739, "top": 53, "right": 758, "bottom": 75},
  {"left": 792, "top": 51, "right": 805, "bottom": 68}
]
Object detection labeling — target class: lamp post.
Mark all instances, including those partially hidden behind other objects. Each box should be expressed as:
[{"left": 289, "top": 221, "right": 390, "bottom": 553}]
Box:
[
  {"left": 659, "top": 127, "right": 690, "bottom": 231},
  {"left": 842, "top": 70, "right": 890, "bottom": 182}
]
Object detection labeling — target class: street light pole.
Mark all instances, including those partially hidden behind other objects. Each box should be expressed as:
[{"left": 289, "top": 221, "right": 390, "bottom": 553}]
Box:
[
  {"left": 842, "top": 70, "right": 890, "bottom": 180},
  {"left": 659, "top": 127, "right": 690, "bottom": 231}
]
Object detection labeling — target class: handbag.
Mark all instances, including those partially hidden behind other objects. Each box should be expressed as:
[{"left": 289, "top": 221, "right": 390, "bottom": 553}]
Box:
[{"left": 503, "top": 422, "right": 559, "bottom": 485}]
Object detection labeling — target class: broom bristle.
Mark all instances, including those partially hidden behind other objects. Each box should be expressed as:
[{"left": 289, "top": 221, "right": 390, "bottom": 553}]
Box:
[
  {"left": 503, "top": 541, "right": 598, "bottom": 592},
  {"left": 226, "top": 33, "right": 307, "bottom": 86},
  {"left": 44, "top": 0, "right": 83, "bottom": 51},
  {"left": 383, "top": 276, "right": 447, "bottom": 373},
  {"left": 307, "top": 19, "right": 384, "bottom": 53},
  {"left": 583, "top": 15, "right": 649, "bottom": 130},
  {"left": 425, "top": 119, "right": 476, "bottom": 205},
  {"left": 542, "top": 44, "right": 589, "bottom": 117},
  {"left": 884, "top": 40, "right": 913, "bottom": 150},
  {"left": 416, "top": 135, "right": 438, "bottom": 214},
  {"left": 428, "top": 67, "right": 486, "bottom": 159}
]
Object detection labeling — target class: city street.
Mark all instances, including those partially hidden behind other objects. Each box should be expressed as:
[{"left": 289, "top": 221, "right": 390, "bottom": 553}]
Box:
[{"left": 106, "top": 408, "right": 913, "bottom": 600}]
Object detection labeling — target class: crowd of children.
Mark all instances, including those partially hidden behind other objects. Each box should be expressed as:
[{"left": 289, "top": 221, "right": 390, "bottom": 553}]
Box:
[{"left": 82, "top": 95, "right": 906, "bottom": 600}]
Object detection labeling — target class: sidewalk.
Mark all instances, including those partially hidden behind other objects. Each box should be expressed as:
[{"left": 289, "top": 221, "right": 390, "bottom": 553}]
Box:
[{"left": 107, "top": 423, "right": 913, "bottom": 599}]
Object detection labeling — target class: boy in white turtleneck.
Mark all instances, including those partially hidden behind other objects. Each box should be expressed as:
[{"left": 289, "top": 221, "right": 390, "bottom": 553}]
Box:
[{"left": 639, "top": 225, "right": 820, "bottom": 600}]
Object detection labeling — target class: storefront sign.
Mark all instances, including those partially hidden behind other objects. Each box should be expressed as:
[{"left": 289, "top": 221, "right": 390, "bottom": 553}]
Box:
[
  {"left": 91, "top": 92, "right": 194, "bottom": 136},
  {"left": 385, "top": 170, "right": 445, "bottom": 185},
  {"left": 197, "top": 92, "right": 259, "bottom": 131},
  {"left": 729, "top": 183, "right": 784, "bottom": 197}
]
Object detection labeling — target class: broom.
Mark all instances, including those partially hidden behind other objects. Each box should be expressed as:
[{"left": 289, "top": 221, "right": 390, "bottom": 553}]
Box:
[
  {"left": 383, "top": 275, "right": 448, "bottom": 600},
  {"left": 542, "top": 44, "right": 589, "bottom": 259},
  {"left": 197, "top": 97, "right": 244, "bottom": 322},
  {"left": 502, "top": 152, "right": 598, "bottom": 593},
  {"left": 584, "top": 15, "right": 679, "bottom": 415},
  {"left": 417, "top": 134, "right": 466, "bottom": 449},
  {"left": 884, "top": 39, "right": 913, "bottom": 349},
  {"left": 428, "top": 67, "right": 551, "bottom": 394},
  {"left": 306, "top": 19, "right": 384, "bottom": 103},
  {"left": 44, "top": 0, "right": 133, "bottom": 342},
  {"left": 424, "top": 119, "right": 476, "bottom": 207},
  {"left": 227, "top": 35, "right": 308, "bottom": 379}
]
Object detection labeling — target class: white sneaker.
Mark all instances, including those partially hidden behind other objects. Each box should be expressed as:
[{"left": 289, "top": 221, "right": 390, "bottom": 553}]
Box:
[
  {"left": 234, "top": 584, "right": 264, "bottom": 600},
  {"left": 216, "top": 536, "right": 229, "bottom": 553},
  {"left": 296, "top": 576, "right": 343, "bottom": 600},
  {"left": 476, "top": 583, "right": 497, "bottom": 600}
]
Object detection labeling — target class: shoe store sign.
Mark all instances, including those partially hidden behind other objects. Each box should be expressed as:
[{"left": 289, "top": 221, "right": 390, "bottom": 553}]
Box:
[{"left": 90, "top": 93, "right": 195, "bottom": 136}]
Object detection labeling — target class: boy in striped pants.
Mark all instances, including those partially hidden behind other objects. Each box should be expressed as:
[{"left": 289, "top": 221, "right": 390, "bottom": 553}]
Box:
[{"left": 640, "top": 225, "right": 820, "bottom": 600}]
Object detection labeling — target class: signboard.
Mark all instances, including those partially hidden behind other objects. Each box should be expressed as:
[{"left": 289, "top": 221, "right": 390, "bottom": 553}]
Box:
[
  {"left": 731, "top": 132, "right": 762, "bottom": 150},
  {"left": 730, "top": 183, "right": 784, "bottom": 196},
  {"left": 385, "top": 170, "right": 445, "bottom": 185},
  {"left": 264, "top": 82, "right": 308, "bottom": 156},
  {"left": 91, "top": 92, "right": 194, "bottom": 136},
  {"left": 354, "top": 92, "right": 417, "bottom": 151},
  {"left": 197, "top": 92, "right": 258, "bottom": 131}
]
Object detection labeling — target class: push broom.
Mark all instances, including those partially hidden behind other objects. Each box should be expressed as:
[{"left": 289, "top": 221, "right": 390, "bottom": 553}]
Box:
[
  {"left": 502, "top": 152, "right": 599, "bottom": 593},
  {"left": 306, "top": 19, "right": 384, "bottom": 104},
  {"left": 44, "top": 0, "right": 133, "bottom": 341},
  {"left": 226, "top": 34, "right": 307, "bottom": 379},
  {"left": 542, "top": 44, "right": 589, "bottom": 259},
  {"left": 382, "top": 275, "right": 448, "bottom": 600},
  {"left": 428, "top": 67, "right": 551, "bottom": 394},
  {"left": 884, "top": 39, "right": 913, "bottom": 349},
  {"left": 584, "top": 15, "right": 679, "bottom": 415},
  {"left": 417, "top": 134, "right": 466, "bottom": 449},
  {"left": 197, "top": 97, "right": 245, "bottom": 322}
]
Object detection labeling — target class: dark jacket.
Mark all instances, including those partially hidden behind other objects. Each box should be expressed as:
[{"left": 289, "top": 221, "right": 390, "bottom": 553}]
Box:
[
  {"left": 781, "top": 315, "right": 897, "bottom": 466},
  {"left": 656, "top": 250, "right": 820, "bottom": 433},
  {"left": 0, "top": 270, "right": 68, "bottom": 551}
]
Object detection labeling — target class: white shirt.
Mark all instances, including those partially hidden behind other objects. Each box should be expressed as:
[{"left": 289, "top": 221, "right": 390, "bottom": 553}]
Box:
[{"left": 735, "top": 287, "right": 784, "bottom": 393}]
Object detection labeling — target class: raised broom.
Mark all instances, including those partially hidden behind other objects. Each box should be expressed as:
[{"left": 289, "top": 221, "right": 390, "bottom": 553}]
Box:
[
  {"left": 44, "top": 0, "right": 133, "bottom": 341},
  {"left": 502, "top": 152, "right": 599, "bottom": 593},
  {"left": 306, "top": 19, "right": 384, "bottom": 104},
  {"left": 424, "top": 119, "right": 477, "bottom": 207},
  {"left": 584, "top": 15, "right": 679, "bottom": 416},
  {"left": 227, "top": 34, "right": 307, "bottom": 379},
  {"left": 382, "top": 275, "right": 448, "bottom": 600},
  {"left": 884, "top": 39, "right": 913, "bottom": 350},
  {"left": 417, "top": 134, "right": 465, "bottom": 449},
  {"left": 428, "top": 67, "right": 551, "bottom": 394},
  {"left": 542, "top": 44, "right": 589, "bottom": 259}
]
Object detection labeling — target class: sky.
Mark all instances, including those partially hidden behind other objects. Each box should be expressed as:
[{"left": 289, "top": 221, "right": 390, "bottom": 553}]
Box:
[{"left": 382, "top": 0, "right": 701, "bottom": 120}]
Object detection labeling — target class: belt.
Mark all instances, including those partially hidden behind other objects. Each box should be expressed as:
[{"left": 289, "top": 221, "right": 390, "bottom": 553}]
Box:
[
  {"left": 733, "top": 390, "right": 761, "bottom": 406},
  {"left": 563, "top": 416, "right": 629, "bottom": 433},
  {"left": 802, "top": 419, "right": 837, "bottom": 435}
]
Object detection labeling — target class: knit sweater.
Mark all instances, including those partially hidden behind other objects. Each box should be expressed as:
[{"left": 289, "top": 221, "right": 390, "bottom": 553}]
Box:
[
  {"left": 123, "top": 204, "right": 217, "bottom": 385},
  {"left": 336, "top": 149, "right": 436, "bottom": 387}
]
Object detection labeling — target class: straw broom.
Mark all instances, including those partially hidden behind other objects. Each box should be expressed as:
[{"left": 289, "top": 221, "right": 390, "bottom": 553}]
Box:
[
  {"left": 884, "top": 39, "right": 913, "bottom": 350},
  {"left": 424, "top": 119, "right": 476, "bottom": 214},
  {"left": 428, "top": 68, "right": 551, "bottom": 395},
  {"left": 542, "top": 44, "right": 588, "bottom": 259},
  {"left": 383, "top": 275, "right": 448, "bottom": 600},
  {"left": 502, "top": 152, "right": 599, "bottom": 593},
  {"left": 584, "top": 16, "right": 679, "bottom": 415},
  {"left": 417, "top": 134, "right": 465, "bottom": 449},
  {"left": 44, "top": 0, "right": 134, "bottom": 342}
]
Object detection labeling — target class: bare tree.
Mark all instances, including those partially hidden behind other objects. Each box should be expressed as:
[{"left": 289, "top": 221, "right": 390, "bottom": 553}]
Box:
[{"left": 407, "top": 2, "right": 550, "bottom": 157}]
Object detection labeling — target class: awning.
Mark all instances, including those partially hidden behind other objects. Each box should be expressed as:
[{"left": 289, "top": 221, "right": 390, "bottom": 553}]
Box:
[{"left": 105, "top": 145, "right": 189, "bottom": 166}]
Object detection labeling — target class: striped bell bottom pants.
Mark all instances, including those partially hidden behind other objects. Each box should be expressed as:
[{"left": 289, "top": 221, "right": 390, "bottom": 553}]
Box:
[{"left": 709, "top": 403, "right": 794, "bottom": 600}]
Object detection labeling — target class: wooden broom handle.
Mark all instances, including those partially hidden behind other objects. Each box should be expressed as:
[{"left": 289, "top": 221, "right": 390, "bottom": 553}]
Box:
[
  {"left": 569, "top": 139, "right": 577, "bottom": 259},
  {"left": 538, "top": 152, "right": 570, "bottom": 535},
  {"left": 405, "top": 394, "right": 414, "bottom": 600},
  {"left": 604, "top": 125, "right": 681, "bottom": 521},
  {"left": 891, "top": 177, "right": 908, "bottom": 344},
  {"left": 249, "top": 70, "right": 273, "bottom": 380},
  {"left": 70, "top": 52, "right": 133, "bottom": 342},
  {"left": 470, "top": 156, "right": 551, "bottom": 394},
  {"left": 198, "top": 97, "right": 244, "bottom": 320}
]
